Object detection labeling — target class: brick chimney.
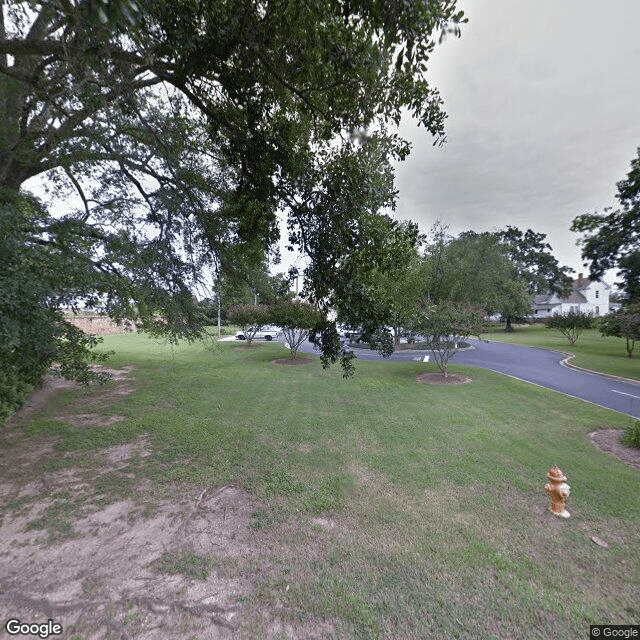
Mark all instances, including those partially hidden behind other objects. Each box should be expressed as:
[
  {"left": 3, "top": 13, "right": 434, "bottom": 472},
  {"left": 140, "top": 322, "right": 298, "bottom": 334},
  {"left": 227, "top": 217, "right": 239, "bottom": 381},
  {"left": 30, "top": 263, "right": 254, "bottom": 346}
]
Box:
[{"left": 578, "top": 273, "right": 585, "bottom": 287}]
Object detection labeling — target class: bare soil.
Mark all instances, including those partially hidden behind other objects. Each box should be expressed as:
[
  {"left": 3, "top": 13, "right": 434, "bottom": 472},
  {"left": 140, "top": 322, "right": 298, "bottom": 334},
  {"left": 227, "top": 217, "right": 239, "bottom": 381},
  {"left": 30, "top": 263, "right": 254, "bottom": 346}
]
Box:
[
  {"left": 1, "top": 484, "right": 256, "bottom": 639},
  {"left": 589, "top": 429, "right": 640, "bottom": 471},
  {"left": 271, "top": 358, "right": 314, "bottom": 366},
  {"left": 0, "top": 369, "right": 331, "bottom": 639},
  {"left": 416, "top": 372, "right": 473, "bottom": 385}
]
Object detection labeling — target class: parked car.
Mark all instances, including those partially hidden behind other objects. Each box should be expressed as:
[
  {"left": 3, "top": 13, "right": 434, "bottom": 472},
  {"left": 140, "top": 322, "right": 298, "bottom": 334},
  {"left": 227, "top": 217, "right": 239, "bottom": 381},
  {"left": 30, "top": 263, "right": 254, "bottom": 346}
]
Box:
[
  {"left": 235, "top": 326, "right": 281, "bottom": 341},
  {"left": 336, "top": 324, "right": 361, "bottom": 341}
]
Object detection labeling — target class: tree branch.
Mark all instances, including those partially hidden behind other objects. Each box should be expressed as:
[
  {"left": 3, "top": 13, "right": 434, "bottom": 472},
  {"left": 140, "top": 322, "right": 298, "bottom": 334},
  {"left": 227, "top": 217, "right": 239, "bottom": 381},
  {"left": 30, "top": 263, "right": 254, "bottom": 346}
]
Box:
[
  {"left": 0, "top": 37, "right": 147, "bottom": 66},
  {"left": 63, "top": 166, "right": 92, "bottom": 220}
]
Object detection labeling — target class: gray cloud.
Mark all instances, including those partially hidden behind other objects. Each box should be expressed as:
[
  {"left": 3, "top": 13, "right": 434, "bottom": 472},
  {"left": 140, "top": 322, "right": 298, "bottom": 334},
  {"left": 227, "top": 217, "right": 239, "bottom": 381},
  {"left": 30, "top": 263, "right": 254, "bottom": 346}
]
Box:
[{"left": 393, "top": 0, "right": 640, "bottom": 278}]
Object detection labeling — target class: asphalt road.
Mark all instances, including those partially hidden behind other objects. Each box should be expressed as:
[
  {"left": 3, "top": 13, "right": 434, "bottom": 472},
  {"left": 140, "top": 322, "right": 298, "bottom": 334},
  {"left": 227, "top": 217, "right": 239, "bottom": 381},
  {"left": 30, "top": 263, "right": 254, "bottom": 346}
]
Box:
[{"left": 293, "top": 337, "right": 640, "bottom": 419}]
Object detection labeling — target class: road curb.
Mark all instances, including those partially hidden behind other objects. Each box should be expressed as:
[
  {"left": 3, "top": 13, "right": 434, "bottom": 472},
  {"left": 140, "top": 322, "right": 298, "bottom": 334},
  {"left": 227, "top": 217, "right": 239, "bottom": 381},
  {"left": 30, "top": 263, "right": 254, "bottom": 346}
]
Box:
[
  {"left": 560, "top": 353, "right": 640, "bottom": 386},
  {"left": 483, "top": 338, "right": 640, "bottom": 386}
]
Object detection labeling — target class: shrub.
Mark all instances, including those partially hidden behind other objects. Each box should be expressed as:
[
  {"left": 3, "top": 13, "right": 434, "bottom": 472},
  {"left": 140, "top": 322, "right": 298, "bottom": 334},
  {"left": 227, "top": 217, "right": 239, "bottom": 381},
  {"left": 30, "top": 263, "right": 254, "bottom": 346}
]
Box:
[
  {"left": 226, "top": 304, "right": 269, "bottom": 346},
  {"left": 546, "top": 310, "right": 595, "bottom": 346},
  {"left": 267, "top": 300, "right": 323, "bottom": 359},
  {"left": 599, "top": 305, "right": 640, "bottom": 357},
  {"left": 621, "top": 421, "right": 640, "bottom": 449}
]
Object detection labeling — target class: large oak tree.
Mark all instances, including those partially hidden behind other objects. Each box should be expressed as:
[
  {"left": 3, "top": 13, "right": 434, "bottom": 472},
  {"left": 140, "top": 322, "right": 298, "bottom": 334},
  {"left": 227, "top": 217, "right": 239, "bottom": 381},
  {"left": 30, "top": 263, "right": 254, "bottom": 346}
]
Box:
[
  {"left": 0, "top": 0, "right": 466, "bottom": 419},
  {"left": 572, "top": 147, "right": 640, "bottom": 303}
]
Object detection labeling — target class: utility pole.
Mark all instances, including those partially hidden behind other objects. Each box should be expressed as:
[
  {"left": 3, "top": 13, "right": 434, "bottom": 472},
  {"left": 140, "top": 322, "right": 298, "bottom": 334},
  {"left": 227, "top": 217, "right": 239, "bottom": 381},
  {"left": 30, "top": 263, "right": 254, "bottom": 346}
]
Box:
[
  {"left": 216, "top": 273, "right": 221, "bottom": 339},
  {"left": 217, "top": 291, "right": 221, "bottom": 338}
]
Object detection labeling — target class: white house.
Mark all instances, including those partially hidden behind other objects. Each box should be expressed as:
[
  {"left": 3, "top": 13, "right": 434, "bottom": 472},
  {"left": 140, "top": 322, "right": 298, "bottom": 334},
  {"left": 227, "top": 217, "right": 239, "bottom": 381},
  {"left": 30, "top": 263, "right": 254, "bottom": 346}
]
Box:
[{"left": 532, "top": 274, "right": 610, "bottom": 318}]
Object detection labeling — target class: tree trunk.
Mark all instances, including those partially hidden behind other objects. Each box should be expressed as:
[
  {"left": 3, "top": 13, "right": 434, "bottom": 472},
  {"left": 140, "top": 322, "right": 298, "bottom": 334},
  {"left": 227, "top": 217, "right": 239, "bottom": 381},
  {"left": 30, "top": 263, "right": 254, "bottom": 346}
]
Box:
[{"left": 504, "top": 317, "right": 514, "bottom": 332}]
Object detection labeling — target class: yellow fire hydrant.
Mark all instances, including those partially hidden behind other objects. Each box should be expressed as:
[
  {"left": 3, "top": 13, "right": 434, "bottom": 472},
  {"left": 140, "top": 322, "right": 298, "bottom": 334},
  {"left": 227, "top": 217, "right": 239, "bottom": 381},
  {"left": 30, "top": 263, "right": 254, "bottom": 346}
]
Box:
[{"left": 545, "top": 466, "right": 570, "bottom": 518}]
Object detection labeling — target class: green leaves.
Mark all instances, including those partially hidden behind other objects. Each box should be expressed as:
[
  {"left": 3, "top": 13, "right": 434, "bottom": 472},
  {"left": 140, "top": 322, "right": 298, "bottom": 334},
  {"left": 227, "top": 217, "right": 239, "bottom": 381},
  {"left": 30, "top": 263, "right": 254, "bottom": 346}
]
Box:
[
  {"left": 421, "top": 228, "right": 533, "bottom": 327},
  {"left": 226, "top": 304, "right": 269, "bottom": 345},
  {"left": 572, "top": 148, "right": 640, "bottom": 302},
  {"left": 546, "top": 311, "right": 595, "bottom": 346},
  {"left": 598, "top": 305, "right": 640, "bottom": 357},
  {"left": 1, "top": 0, "right": 468, "bottom": 382},
  {"left": 268, "top": 300, "right": 323, "bottom": 359},
  {"left": 410, "top": 302, "right": 485, "bottom": 377},
  {"left": 496, "top": 226, "right": 573, "bottom": 297},
  {"left": 0, "top": 191, "right": 109, "bottom": 424}
]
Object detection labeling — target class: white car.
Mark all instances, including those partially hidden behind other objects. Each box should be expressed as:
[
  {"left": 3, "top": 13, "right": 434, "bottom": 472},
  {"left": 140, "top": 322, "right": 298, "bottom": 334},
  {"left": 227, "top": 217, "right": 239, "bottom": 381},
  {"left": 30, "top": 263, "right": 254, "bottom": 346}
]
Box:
[{"left": 235, "top": 326, "right": 281, "bottom": 341}]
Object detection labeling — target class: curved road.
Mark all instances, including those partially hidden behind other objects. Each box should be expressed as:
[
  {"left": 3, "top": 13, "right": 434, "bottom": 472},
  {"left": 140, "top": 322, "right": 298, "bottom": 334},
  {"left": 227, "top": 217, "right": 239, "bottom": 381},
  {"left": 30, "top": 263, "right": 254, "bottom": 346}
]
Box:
[{"left": 294, "top": 338, "right": 640, "bottom": 419}]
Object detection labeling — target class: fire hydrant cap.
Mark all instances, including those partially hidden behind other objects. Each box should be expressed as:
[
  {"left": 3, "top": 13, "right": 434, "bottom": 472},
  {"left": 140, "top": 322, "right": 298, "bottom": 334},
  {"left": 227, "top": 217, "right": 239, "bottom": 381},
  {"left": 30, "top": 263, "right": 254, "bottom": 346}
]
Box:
[{"left": 547, "top": 466, "right": 567, "bottom": 482}]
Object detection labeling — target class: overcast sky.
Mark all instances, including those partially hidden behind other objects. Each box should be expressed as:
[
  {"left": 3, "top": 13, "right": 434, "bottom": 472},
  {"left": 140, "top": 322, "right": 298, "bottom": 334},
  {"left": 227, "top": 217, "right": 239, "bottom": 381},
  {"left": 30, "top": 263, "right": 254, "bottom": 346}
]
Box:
[{"left": 390, "top": 0, "right": 640, "bottom": 284}]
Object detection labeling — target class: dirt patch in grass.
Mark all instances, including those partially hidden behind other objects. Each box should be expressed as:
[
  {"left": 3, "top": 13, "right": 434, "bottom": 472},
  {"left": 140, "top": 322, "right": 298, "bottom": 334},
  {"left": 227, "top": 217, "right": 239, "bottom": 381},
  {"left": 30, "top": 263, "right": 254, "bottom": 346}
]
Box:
[
  {"left": 589, "top": 429, "right": 640, "bottom": 470},
  {"left": 0, "top": 366, "right": 338, "bottom": 639},
  {"left": 271, "top": 358, "right": 314, "bottom": 366},
  {"left": 6, "top": 376, "right": 78, "bottom": 428},
  {"left": 7, "top": 365, "right": 136, "bottom": 430},
  {"left": 92, "top": 364, "right": 137, "bottom": 380},
  {"left": 416, "top": 372, "right": 473, "bottom": 385},
  {"left": 101, "top": 436, "right": 152, "bottom": 467},
  {"left": 55, "top": 412, "right": 126, "bottom": 428},
  {"left": 0, "top": 484, "right": 258, "bottom": 638}
]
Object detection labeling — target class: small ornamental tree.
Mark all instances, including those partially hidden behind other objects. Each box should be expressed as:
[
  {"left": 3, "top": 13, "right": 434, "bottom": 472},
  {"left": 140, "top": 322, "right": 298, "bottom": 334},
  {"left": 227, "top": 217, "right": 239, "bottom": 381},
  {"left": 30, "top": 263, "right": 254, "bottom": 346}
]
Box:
[
  {"left": 599, "top": 306, "right": 640, "bottom": 357},
  {"left": 545, "top": 310, "right": 595, "bottom": 346},
  {"left": 411, "top": 303, "right": 485, "bottom": 378},
  {"left": 226, "top": 304, "right": 269, "bottom": 346},
  {"left": 268, "top": 301, "right": 323, "bottom": 359}
]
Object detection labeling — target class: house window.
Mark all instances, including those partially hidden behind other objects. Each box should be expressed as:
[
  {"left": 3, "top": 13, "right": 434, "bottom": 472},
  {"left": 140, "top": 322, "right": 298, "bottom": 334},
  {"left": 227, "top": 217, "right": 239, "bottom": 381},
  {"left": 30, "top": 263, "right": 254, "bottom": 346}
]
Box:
[
  {"left": 596, "top": 306, "right": 599, "bottom": 315},
  {"left": 595, "top": 290, "right": 599, "bottom": 299}
]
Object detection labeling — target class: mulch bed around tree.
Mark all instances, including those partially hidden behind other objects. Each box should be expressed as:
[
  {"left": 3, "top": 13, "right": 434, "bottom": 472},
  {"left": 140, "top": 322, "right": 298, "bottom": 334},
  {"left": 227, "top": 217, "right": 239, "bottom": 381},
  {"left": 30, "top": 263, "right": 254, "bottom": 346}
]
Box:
[
  {"left": 416, "top": 372, "right": 473, "bottom": 385},
  {"left": 589, "top": 429, "right": 640, "bottom": 470},
  {"left": 271, "top": 358, "right": 314, "bottom": 366}
]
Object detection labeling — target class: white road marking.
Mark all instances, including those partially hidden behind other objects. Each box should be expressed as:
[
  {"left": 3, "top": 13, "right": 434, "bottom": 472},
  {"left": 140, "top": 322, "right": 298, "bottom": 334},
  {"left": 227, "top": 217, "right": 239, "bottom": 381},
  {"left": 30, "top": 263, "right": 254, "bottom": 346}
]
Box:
[
  {"left": 481, "top": 369, "right": 639, "bottom": 418},
  {"left": 612, "top": 390, "right": 640, "bottom": 401}
]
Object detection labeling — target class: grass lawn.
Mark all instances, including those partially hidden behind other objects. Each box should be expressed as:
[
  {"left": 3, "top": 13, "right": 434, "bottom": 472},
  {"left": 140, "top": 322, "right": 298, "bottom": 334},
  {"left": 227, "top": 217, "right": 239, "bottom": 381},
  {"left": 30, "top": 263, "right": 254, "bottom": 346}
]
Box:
[
  {"left": 482, "top": 324, "right": 640, "bottom": 382},
  {"left": 2, "top": 332, "right": 639, "bottom": 639}
]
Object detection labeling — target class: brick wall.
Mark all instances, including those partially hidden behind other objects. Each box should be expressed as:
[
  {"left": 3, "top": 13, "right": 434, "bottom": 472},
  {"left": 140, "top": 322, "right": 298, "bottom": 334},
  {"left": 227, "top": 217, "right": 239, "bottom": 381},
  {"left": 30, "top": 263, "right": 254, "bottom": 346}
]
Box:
[{"left": 64, "top": 315, "right": 136, "bottom": 335}]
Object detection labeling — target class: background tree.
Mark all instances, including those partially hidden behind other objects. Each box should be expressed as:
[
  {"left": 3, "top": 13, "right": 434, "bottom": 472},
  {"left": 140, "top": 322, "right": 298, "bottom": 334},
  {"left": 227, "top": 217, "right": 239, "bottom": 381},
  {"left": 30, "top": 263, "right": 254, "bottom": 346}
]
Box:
[
  {"left": 226, "top": 304, "right": 269, "bottom": 347},
  {"left": 385, "top": 251, "right": 431, "bottom": 347},
  {"left": 410, "top": 302, "right": 485, "bottom": 378},
  {"left": 219, "top": 263, "right": 292, "bottom": 315},
  {"left": 420, "top": 222, "right": 453, "bottom": 305},
  {"left": 422, "top": 228, "right": 533, "bottom": 329},
  {"left": 444, "top": 231, "right": 531, "bottom": 316},
  {"left": 0, "top": 0, "right": 467, "bottom": 417},
  {"left": 268, "top": 300, "right": 322, "bottom": 360},
  {"left": 341, "top": 221, "right": 427, "bottom": 348},
  {"left": 572, "top": 148, "right": 640, "bottom": 303},
  {"left": 599, "top": 305, "right": 640, "bottom": 357},
  {"left": 309, "top": 213, "right": 424, "bottom": 366},
  {"left": 494, "top": 227, "right": 573, "bottom": 331},
  {"left": 546, "top": 310, "right": 595, "bottom": 346}
]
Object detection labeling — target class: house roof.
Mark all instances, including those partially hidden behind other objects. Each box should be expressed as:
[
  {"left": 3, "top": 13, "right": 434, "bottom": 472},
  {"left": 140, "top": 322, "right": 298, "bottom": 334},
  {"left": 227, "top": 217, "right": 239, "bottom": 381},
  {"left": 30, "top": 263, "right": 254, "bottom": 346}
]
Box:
[
  {"left": 565, "top": 290, "right": 588, "bottom": 304},
  {"left": 573, "top": 276, "right": 610, "bottom": 291},
  {"left": 533, "top": 279, "right": 594, "bottom": 309}
]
